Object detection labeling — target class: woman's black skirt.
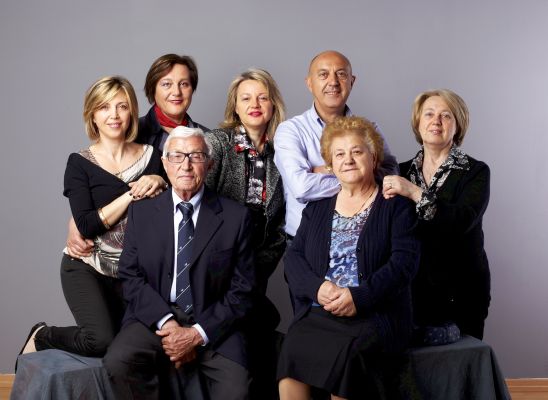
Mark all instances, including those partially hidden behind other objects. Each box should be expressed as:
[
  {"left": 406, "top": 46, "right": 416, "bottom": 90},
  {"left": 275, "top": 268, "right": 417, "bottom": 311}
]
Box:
[{"left": 277, "top": 307, "right": 386, "bottom": 398}]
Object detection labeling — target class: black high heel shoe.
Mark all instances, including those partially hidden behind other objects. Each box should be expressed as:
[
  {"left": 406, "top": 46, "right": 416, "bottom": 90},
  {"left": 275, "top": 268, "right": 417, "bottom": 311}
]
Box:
[{"left": 15, "top": 322, "right": 47, "bottom": 372}]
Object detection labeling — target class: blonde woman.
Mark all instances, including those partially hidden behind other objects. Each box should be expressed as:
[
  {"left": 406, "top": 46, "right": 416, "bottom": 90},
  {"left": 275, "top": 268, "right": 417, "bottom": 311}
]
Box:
[
  {"left": 19, "top": 76, "right": 166, "bottom": 361},
  {"left": 205, "top": 68, "right": 286, "bottom": 399}
]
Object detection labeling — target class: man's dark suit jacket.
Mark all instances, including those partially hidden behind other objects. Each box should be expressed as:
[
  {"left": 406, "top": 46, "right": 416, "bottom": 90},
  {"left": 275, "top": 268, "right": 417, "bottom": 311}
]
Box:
[{"left": 118, "top": 187, "right": 255, "bottom": 368}]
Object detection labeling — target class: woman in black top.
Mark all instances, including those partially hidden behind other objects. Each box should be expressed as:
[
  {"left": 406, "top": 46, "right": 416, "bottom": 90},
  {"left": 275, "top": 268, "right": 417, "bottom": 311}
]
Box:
[
  {"left": 383, "top": 89, "right": 490, "bottom": 340},
  {"left": 19, "top": 76, "right": 166, "bottom": 359}
]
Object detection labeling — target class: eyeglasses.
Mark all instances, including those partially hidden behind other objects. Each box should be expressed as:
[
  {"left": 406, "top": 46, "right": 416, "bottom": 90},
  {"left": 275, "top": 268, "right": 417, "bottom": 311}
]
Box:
[{"left": 165, "top": 151, "right": 209, "bottom": 164}]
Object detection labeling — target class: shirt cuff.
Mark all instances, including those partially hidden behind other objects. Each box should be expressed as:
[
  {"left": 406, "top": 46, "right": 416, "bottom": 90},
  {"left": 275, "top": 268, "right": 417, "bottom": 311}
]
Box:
[
  {"left": 157, "top": 313, "right": 174, "bottom": 330},
  {"left": 192, "top": 323, "right": 209, "bottom": 346}
]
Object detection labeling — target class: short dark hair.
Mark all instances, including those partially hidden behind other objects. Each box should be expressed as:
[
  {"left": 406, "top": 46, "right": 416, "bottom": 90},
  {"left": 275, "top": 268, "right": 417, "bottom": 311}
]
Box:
[{"left": 144, "top": 54, "right": 198, "bottom": 104}]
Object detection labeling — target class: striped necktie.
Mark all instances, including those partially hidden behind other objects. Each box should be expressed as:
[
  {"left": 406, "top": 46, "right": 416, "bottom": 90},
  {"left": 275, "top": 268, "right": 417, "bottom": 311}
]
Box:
[{"left": 176, "top": 202, "right": 194, "bottom": 313}]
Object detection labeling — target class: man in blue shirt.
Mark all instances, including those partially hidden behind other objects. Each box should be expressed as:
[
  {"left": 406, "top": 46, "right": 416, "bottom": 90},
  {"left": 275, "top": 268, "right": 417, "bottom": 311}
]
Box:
[{"left": 274, "top": 50, "right": 398, "bottom": 238}]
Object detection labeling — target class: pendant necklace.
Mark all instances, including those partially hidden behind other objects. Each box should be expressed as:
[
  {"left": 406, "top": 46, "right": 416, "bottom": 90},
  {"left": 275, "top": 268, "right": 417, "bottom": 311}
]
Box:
[{"left": 351, "top": 185, "right": 377, "bottom": 217}]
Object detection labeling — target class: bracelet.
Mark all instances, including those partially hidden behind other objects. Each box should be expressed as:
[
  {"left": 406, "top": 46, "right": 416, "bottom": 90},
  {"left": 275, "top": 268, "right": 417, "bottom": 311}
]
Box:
[{"left": 98, "top": 208, "right": 111, "bottom": 229}]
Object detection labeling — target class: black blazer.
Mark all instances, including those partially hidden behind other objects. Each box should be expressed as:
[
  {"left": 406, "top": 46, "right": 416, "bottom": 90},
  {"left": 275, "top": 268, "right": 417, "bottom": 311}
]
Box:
[
  {"left": 118, "top": 187, "right": 255, "bottom": 367},
  {"left": 285, "top": 192, "right": 420, "bottom": 352},
  {"left": 399, "top": 156, "right": 491, "bottom": 335}
]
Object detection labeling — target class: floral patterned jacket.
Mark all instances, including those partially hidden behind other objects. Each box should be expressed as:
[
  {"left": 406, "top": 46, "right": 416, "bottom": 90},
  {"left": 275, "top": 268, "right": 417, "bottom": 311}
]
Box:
[{"left": 205, "top": 128, "right": 286, "bottom": 292}]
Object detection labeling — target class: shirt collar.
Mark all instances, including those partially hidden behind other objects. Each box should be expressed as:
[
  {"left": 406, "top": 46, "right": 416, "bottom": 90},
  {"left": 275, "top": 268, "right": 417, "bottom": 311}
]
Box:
[
  {"left": 171, "top": 185, "right": 204, "bottom": 213},
  {"left": 311, "top": 103, "right": 352, "bottom": 128},
  {"left": 410, "top": 145, "right": 470, "bottom": 174}
]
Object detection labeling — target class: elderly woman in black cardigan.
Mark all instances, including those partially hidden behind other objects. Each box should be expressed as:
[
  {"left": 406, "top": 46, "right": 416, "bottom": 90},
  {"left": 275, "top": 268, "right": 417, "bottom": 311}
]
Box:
[
  {"left": 278, "top": 116, "right": 419, "bottom": 400},
  {"left": 205, "top": 68, "right": 286, "bottom": 399},
  {"left": 383, "top": 89, "right": 491, "bottom": 340}
]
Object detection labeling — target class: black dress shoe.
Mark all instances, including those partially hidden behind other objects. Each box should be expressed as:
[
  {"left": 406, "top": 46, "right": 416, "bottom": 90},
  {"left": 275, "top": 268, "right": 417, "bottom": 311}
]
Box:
[{"left": 15, "top": 322, "right": 47, "bottom": 372}]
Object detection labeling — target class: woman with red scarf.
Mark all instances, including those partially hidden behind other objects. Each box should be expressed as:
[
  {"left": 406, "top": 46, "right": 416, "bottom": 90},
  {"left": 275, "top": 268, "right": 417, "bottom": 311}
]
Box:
[
  {"left": 137, "top": 53, "right": 208, "bottom": 151},
  {"left": 66, "top": 54, "right": 208, "bottom": 258},
  {"left": 205, "top": 68, "right": 286, "bottom": 400}
]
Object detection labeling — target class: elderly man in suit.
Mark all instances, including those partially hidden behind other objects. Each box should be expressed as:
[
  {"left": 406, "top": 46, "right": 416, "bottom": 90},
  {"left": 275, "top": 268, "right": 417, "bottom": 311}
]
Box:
[{"left": 103, "top": 126, "right": 255, "bottom": 399}]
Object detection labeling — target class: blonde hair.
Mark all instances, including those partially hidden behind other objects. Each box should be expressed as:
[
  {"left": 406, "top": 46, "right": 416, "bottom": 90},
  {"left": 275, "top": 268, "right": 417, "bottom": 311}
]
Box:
[
  {"left": 320, "top": 116, "right": 384, "bottom": 170},
  {"left": 411, "top": 89, "right": 469, "bottom": 146},
  {"left": 83, "top": 76, "right": 139, "bottom": 142},
  {"left": 220, "top": 68, "right": 285, "bottom": 142}
]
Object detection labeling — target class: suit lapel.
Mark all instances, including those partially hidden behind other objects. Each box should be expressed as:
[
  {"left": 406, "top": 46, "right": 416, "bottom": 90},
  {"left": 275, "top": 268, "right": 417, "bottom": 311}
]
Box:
[
  {"left": 155, "top": 191, "right": 176, "bottom": 298},
  {"left": 190, "top": 189, "right": 223, "bottom": 266}
]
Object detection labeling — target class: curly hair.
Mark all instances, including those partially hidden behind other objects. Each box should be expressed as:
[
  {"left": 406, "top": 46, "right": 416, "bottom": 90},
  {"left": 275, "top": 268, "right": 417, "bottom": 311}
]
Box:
[{"left": 320, "top": 116, "right": 384, "bottom": 170}]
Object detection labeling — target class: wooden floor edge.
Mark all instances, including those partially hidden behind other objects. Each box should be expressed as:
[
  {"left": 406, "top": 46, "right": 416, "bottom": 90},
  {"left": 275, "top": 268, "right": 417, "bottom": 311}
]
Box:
[
  {"left": 0, "top": 374, "right": 15, "bottom": 400},
  {"left": 0, "top": 374, "right": 14, "bottom": 386},
  {"left": 506, "top": 378, "right": 548, "bottom": 392},
  {"left": 1, "top": 375, "right": 548, "bottom": 394},
  {"left": 507, "top": 378, "right": 548, "bottom": 385}
]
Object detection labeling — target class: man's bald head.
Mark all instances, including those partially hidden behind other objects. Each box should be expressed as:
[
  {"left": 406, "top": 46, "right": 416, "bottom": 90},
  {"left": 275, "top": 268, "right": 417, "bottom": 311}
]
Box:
[
  {"left": 306, "top": 50, "right": 355, "bottom": 122},
  {"left": 308, "top": 50, "right": 352, "bottom": 76}
]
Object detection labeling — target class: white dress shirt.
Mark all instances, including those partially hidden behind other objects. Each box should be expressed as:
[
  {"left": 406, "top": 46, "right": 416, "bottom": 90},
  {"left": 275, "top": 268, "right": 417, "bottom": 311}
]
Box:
[{"left": 157, "top": 186, "right": 208, "bottom": 344}]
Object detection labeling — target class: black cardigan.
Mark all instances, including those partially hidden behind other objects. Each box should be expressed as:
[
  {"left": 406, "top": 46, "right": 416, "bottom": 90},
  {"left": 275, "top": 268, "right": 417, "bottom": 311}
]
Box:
[
  {"left": 400, "top": 155, "right": 491, "bottom": 338},
  {"left": 285, "top": 191, "right": 420, "bottom": 352}
]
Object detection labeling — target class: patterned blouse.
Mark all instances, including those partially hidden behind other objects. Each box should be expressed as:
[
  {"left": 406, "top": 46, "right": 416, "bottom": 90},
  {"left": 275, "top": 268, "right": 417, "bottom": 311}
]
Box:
[
  {"left": 79, "top": 145, "right": 154, "bottom": 277},
  {"left": 233, "top": 126, "right": 269, "bottom": 207},
  {"left": 324, "top": 203, "right": 374, "bottom": 287},
  {"left": 408, "top": 145, "right": 470, "bottom": 220}
]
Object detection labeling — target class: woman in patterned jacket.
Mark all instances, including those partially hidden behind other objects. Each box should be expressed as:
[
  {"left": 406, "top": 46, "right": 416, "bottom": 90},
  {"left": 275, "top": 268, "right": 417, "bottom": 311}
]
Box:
[{"left": 205, "top": 68, "right": 286, "bottom": 399}]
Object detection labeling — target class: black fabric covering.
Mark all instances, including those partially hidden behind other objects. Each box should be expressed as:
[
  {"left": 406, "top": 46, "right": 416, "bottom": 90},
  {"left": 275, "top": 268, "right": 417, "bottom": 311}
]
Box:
[{"left": 12, "top": 336, "right": 510, "bottom": 400}]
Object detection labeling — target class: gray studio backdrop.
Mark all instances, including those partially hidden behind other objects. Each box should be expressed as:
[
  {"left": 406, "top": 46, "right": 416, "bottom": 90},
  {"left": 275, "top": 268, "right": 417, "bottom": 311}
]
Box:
[{"left": 1, "top": 0, "right": 547, "bottom": 377}]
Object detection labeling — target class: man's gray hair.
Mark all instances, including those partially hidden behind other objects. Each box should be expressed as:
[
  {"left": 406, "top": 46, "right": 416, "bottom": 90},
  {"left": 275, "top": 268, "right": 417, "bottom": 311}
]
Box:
[{"left": 162, "top": 126, "right": 213, "bottom": 157}]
